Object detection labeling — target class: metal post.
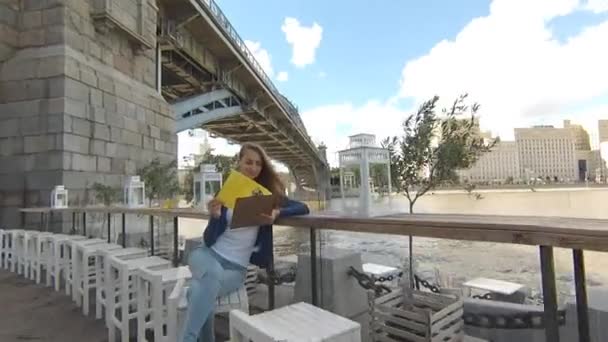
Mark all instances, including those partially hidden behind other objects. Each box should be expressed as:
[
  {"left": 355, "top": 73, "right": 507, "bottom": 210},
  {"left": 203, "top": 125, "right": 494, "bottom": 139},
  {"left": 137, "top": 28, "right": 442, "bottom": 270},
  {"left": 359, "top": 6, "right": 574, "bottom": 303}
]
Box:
[
  {"left": 268, "top": 227, "right": 275, "bottom": 310},
  {"left": 106, "top": 213, "right": 111, "bottom": 243},
  {"left": 149, "top": 215, "right": 155, "bottom": 256},
  {"left": 310, "top": 227, "right": 318, "bottom": 306},
  {"left": 121, "top": 213, "right": 126, "bottom": 247},
  {"left": 40, "top": 212, "right": 44, "bottom": 232},
  {"left": 573, "top": 249, "right": 590, "bottom": 342},
  {"left": 82, "top": 212, "right": 87, "bottom": 237},
  {"left": 540, "top": 246, "right": 560, "bottom": 342},
  {"left": 173, "top": 217, "right": 179, "bottom": 267},
  {"left": 48, "top": 211, "right": 52, "bottom": 232},
  {"left": 72, "top": 212, "right": 76, "bottom": 235}
]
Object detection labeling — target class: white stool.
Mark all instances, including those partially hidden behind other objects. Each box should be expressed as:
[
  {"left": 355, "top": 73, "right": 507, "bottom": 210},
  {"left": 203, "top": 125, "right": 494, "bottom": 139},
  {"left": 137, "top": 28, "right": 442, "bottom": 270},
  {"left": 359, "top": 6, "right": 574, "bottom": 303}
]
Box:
[
  {"left": 137, "top": 266, "right": 192, "bottom": 342},
  {"left": 229, "top": 302, "right": 361, "bottom": 342},
  {"left": 28, "top": 231, "right": 53, "bottom": 283},
  {"left": 106, "top": 255, "right": 172, "bottom": 342},
  {"left": 167, "top": 273, "right": 251, "bottom": 342},
  {"left": 66, "top": 238, "right": 108, "bottom": 296},
  {"left": 71, "top": 240, "right": 124, "bottom": 315},
  {"left": 44, "top": 234, "right": 87, "bottom": 291},
  {"left": 95, "top": 247, "right": 149, "bottom": 320}
]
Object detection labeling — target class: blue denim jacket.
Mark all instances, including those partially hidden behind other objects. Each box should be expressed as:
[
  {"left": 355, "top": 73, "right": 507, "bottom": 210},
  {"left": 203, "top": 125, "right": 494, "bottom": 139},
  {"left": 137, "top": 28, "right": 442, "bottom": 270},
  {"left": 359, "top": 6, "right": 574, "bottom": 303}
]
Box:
[{"left": 202, "top": 199, "right": 310, "bottom": 268}]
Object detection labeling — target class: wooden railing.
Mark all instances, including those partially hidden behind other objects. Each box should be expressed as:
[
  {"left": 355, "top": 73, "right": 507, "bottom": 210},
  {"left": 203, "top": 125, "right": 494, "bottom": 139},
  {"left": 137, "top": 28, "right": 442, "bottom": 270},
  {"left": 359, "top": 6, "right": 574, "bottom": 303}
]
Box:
[{"left": 19, "top": 206, "right": 608, "bottom": 342}]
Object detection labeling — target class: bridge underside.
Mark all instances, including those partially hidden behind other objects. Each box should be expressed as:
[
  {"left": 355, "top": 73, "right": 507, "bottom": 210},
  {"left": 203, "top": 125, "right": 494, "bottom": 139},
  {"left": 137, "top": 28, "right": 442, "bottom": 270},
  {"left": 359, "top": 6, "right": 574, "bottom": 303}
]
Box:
[{"left": 157, "top": 0, "right": 328, "bottom": 190}]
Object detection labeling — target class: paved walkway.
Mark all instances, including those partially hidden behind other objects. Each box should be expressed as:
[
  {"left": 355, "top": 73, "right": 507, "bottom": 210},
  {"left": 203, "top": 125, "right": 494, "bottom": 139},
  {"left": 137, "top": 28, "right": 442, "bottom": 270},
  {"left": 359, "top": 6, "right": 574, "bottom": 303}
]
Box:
[{"left": 0, "top": 269, "right": 107, "bottom": 342}]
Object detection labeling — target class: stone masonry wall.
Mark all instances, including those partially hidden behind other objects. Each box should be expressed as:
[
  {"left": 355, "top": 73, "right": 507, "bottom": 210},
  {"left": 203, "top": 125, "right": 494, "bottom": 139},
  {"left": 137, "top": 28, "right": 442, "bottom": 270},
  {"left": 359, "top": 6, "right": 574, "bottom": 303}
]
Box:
[{"left": 0, "top": 0, "right": 176, "bottom": 229}]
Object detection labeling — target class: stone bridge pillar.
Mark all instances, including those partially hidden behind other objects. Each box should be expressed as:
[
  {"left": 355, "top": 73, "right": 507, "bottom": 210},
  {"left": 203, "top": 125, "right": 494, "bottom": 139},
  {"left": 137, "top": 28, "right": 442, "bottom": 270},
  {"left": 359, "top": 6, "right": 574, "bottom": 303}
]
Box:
[{"left": 0, "top": 0, "right": 176, "bottom": 230}]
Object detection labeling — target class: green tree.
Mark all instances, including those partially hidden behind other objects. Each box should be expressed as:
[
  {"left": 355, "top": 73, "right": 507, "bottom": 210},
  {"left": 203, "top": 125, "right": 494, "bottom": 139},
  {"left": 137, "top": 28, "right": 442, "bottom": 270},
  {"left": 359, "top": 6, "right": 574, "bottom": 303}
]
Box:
[
  {"left": 389, "top": 94, "right": 496, "bottom": 213},
  {"left": 91, "top": 182, "right": 120, "bottom": 206},
  {"left": 138, "top": 158, "right": 180, "bottom": 206},
  {"left": 386, "top": 94, "right": 496, "bottom": 290}
]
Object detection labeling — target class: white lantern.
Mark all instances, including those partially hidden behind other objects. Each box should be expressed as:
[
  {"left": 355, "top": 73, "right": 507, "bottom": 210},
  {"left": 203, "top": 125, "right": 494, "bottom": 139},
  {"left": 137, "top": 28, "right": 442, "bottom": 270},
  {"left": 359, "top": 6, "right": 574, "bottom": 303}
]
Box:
[
  {"left": 193, "top": 164, "right": 222, "bottom": 211},
  {"left": 51, "top": 185, "right": 68, "bottom": 208},
  {"left": 124, "top": 176, "right": 145, "bottom": 208}
]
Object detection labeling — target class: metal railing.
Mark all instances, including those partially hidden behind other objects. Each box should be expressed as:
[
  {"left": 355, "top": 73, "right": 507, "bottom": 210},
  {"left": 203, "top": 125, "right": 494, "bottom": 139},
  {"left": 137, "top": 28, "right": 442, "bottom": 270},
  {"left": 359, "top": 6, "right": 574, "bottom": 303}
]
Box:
[
  {"left": 19, "top": 206, "right": 605, "bottom": 342},
  {"left": 193, "top": 0, "right": 310, "bottom": 139}
]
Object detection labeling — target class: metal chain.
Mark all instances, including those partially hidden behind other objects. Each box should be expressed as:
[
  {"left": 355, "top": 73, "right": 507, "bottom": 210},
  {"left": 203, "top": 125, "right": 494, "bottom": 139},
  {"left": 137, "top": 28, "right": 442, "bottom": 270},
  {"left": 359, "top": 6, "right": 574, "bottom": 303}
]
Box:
[
  {"left": 347, "top": 267, "right": 392, "bottom": 296},
  {"left": 464, "top": 310, "right": 566, "bottom": 329}
]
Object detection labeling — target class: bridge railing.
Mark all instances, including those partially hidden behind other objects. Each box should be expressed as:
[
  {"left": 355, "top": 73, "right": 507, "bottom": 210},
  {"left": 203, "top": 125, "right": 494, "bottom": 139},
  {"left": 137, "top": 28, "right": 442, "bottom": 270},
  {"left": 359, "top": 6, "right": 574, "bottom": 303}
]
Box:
[
  {"left": 194, "top": 0, "right": 310, "bottom": 138},
  {"left": 19, "top": 206, "right": 605, "bottom": 341}
]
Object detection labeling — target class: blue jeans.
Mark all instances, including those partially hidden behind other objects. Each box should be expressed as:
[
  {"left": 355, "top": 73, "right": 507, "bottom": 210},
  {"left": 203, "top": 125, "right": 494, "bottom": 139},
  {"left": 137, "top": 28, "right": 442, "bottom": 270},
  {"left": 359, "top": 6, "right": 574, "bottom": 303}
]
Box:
[{"left": 181, "top": 246, "right": 247, "bottom": 342}]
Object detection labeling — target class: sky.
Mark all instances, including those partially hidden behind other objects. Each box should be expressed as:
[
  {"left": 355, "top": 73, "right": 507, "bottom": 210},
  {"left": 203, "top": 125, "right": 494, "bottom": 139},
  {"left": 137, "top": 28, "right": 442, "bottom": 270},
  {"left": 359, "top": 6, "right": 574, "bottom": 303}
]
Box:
[{"left": 178, "top": 0, "right": 608, "bottom": 167}]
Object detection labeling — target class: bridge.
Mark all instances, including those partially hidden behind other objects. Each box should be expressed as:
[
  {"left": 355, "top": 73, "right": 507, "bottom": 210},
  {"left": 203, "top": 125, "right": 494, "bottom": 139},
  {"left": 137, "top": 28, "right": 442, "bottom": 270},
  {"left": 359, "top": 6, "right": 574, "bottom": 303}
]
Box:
[{"left": 156, "top": 0, "right": 329, "bottom": 189}]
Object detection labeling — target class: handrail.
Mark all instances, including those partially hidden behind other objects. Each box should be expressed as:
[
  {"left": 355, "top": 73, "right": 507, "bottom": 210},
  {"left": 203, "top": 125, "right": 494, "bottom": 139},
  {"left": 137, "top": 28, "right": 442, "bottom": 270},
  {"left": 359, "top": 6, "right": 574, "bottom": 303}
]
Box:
[{"left": 18, "top": 207, "right": 608, "bottom": 252}]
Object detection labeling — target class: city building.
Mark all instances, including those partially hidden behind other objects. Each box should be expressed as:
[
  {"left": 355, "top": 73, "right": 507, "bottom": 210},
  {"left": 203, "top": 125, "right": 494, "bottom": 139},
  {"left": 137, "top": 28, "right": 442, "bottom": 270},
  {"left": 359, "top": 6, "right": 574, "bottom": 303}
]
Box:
[
  {"left": 458, "top": 141, "right": 520, "bottom": 183},
  {"left": 564, "top": 120, "right": 591, "bottom": 151},
  {"left": 599, "top": 120, "right": 608, "bottom": 143},
  {"left": 514, "top": 125, "right": 578, "bottom": 182}
]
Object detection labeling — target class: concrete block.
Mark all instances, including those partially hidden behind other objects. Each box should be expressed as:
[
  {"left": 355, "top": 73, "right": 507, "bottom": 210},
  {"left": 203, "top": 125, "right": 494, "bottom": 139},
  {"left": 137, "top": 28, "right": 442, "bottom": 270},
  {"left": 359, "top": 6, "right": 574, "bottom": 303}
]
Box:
[
  {"left": 63, "top": 133, "right": 89, "bottom": 153},
  {"left": 71, "top": 153, "right": 96, "bottom": 172},
  {"left": 42, "top": 6, "right": 65, "bottom": 26},
  {"left": 154, "top": 139, "right": 164, "bottom": 152},
  {"left": 294, "top": 247, "right": 368, "bottom": 319},
  {"left": 142, "top": 136, "right": 153, "bottom": 150},
  {"left": 64, "top": 28, "right": 84, "bottom": 52},
  {"left": 72, "top": 117, "right": 91, "bottom": 136},
  {"left": 0, "top": 4, "right": 17, "bottom": 27},
  {"left": 98, "top": 74, "right": 115, "bottom": 94},
  {"left": 64, "top": 55, "right": 80, "bottom": 80},
  {"left": 89, "top": 105, "right": 106, "bottom": 123},
  {"left": 45, "top": 25, "right": 65, "bottom": 45},
  {"left": 49, "top": 77, "right": 89, "bottom": 101},
  {"left": 105, "top": 142, "right": 118, "bottom": 157},
  {"left": 88, "top": 39, "right": 102, "bottom": 60},
  {"left": 46, "top": 114, "right": 64, "bottom": 133},
  {"left": 80, "top": 66, "right": 97, "bottom": 87},
  {"left": 0, "top": 155, "right": 24, "bottom": 174},
  {"left": 0, "top": 118, "right": 19, "bottom": 137},
  {"left": 124, "top": 116, "right": 138, "bottom": 132},
  {"left": 0, "top": 172, "right": 24, "bottom": 191},
  {"left": 103, "top": 92, "right": 117, "bottom": 112},
  {"left": 23, "top": 151, "right": 66, "bottom": 171},
  {"left": 62, "top": 114, "right": 72, "bottom": 133},
  {"left": 93, "top": 123, "right": 110, "bottom": 141},
  {"left": 109, "top": 126, "right": 122, "bottom": 142},
  {"left": 0, "top": 137, "right": 23, "bottom": 156},
  {"left": 0, "top": 58, "right": 37, "bottom": 81},
  {"left": 23, "top": 0, "right": 46, "bottom": 11},
  {"left": 125, "top": 159, "right": 136, "bottom": 174},
  {"left": 89, "top": 88, "right": 103, "bottom": 107},
  {"left": 97, "top": 156, "right": 111, "bottom": 172},
  {"left": 123, "top": 130, "right": 142, "bottom": 146},
  {"left": 37, "top": 55, "right": 65, "bottom": 78},
  {"left": 0, "top": 22, "right": 18, "bottom": 46},
  {"left": 21, "top": 10, "right": 42, "bottom": 29},
  {"left": 90, "top": 139, "right": 105, "bottom": 156},
  {"left": 64, "top": 98, "right": 87, "bottom": 118},
  {"left": 24, "top": 134, "right": 58, "bottom": 153},
  {"left": 20, "top": 29, "right": 45, "bottom": 47},
  {"left": 149, "top": 125, "right": 160, "bottom": 139},
  {"left": 111, "top": 158, "right": 125, "bottom": 174},
  {"left": 20, "top": 116, "right": 45, "bottom": 135},
  {"left": 25, "top": 170, "right": 63, "bottom": 190},
  {"left": 0, "top": 99, "right": 41, "bottom": 118}
]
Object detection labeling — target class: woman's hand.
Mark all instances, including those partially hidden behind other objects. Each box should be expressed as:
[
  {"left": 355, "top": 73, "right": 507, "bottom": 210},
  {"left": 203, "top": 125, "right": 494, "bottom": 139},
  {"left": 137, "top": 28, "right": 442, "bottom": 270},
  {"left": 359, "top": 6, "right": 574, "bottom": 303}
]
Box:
[
  {"left": 260, "top": 209, "right": 280, "bottom": 225},
  {"left": 207, "top": 199, "right": 223, "bottom": 218}
]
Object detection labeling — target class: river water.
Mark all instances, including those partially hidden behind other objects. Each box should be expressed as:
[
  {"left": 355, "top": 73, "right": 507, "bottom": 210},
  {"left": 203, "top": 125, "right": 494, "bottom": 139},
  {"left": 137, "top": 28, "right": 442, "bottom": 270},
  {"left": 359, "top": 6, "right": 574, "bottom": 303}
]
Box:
[{"left": 179, "top": 187, "right": 608, "bottom": 301}]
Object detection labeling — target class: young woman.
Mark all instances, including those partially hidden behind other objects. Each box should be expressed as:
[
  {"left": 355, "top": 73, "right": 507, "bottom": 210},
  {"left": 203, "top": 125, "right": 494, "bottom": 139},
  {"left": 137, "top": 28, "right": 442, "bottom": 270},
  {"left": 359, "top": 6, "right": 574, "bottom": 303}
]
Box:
[{"left": 181, "top": 142, "right": 310, "bottom": 342}]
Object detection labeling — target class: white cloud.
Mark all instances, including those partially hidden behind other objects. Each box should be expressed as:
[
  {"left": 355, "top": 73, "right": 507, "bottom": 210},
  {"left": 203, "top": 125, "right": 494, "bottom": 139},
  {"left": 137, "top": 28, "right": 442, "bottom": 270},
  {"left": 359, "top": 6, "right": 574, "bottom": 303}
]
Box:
[
  {"left": 301, "top": 101, "right": 411, "bottom": 166},
  {"left": 585, "top": 0, "right": 608, "bottom": 13},
  {"left": 244, "top": 40, "right": 274, "bottom": 77},
  {"left": 396, "top": 0, "right": 608, "bottom": 141},
  {"left": 281, "top": 17, "right": 323, "bottom": 67},
  {"left": 276, "top": 71, "right": 289, "bottom": 82}
]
